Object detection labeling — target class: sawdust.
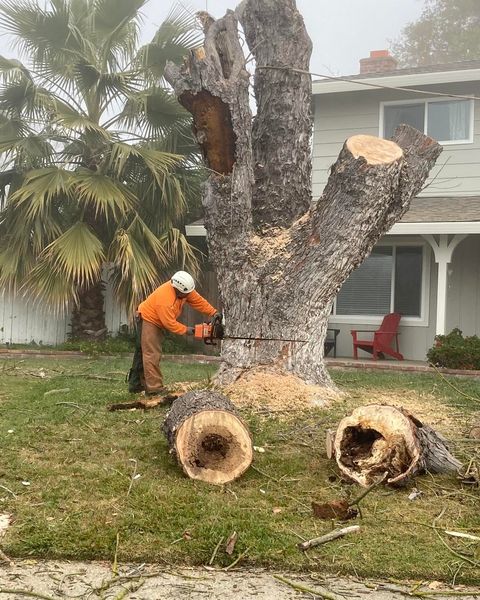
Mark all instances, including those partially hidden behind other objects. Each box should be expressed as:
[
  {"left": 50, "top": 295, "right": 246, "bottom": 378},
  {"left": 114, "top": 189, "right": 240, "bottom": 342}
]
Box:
[
  {"left": 351, "top": 390, "right": 462, "bottom": 435},
  {"left": 223, "top": 371, "right": 338, "bottom": 413}
]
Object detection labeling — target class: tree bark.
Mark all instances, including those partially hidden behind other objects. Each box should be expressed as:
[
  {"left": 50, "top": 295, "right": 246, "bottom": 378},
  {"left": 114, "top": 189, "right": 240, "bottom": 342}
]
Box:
[
  {"left": 70, "top": 279, "right": 107, "bottom": 340},
  {"left": 164, "top": 1, "right": 442, "bottom": 391},
  {"left": 333, "top": 404, "right": 462, "bottom": 487},
  {"left": 163, "top": 390, "right": 253, "bottom": 485}
]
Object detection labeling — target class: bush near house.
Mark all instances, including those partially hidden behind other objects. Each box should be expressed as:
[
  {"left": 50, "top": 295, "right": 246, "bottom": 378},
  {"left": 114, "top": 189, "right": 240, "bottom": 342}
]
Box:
[{"left": 427, "top": 328, "right": 480, "bottom": 370}]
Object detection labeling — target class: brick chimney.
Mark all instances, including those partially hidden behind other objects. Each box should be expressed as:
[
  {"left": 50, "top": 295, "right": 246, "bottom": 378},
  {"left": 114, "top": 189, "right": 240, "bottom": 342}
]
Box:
[{"left": 359, "top": 50, "right": 398, "bottom": 75}]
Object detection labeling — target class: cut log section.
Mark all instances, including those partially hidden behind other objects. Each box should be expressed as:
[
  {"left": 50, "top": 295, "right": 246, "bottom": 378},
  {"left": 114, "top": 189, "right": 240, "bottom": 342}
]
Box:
[
  {"left": 163, "top": 390, "right": 253, "bottom": 485},
  {"left": 333, "top": 404, "right": 462, "bottom": 487}
]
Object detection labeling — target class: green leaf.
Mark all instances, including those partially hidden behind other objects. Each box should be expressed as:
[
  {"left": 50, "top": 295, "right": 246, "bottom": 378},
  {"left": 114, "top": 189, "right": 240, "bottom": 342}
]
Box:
[{"left": 73, "top": 168, "right": 137, "bottom": 220}]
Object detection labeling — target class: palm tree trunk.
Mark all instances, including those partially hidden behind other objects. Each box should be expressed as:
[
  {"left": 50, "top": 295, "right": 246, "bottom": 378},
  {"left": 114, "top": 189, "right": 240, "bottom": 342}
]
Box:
[{"left": 70, "top": 279, "right": 107, "bottom": 340}]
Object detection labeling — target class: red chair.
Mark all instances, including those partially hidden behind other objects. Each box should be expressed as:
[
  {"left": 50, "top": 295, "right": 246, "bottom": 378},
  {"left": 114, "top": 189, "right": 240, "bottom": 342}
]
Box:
[{"left": 351, "top": 313, "right": 404, "bottom": 360}]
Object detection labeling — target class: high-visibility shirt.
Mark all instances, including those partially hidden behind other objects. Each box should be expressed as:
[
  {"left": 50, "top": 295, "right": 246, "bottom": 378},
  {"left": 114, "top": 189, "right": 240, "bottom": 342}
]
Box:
[{"left": 138, "top": 281, "right": 217, "bottom": 335}]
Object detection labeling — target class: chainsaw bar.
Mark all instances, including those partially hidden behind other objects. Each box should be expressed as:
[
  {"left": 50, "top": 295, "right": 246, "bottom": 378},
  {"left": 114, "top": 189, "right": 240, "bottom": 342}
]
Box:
[{"left": 224, "top": 335, "right": 307, "bottom": 343}]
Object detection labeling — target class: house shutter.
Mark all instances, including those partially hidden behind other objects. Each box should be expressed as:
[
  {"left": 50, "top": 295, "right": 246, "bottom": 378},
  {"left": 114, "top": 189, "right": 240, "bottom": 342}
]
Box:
[{"left": 336, "top": 247, "right": 392, "bottom": 316}]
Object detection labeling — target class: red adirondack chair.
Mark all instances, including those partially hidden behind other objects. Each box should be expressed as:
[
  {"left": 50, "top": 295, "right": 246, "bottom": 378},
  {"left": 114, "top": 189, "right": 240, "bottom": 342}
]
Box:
[{"left": 351, "top": 313, "right": 404, "bottom": 360}]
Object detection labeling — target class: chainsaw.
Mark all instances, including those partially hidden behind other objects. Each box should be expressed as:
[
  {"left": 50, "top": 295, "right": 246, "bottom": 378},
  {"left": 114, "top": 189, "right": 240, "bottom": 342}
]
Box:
[{"left": 194, "top": 314, "right": 306, "bottom": 346}]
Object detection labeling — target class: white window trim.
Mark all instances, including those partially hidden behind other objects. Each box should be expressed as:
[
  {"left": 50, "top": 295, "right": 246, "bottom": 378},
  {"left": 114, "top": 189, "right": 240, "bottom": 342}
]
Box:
[
  {"left": 379, "top": 97, "right": 475, "bottom": 145},
  {"left": 329, "top": 242, "right": 431, "bottom": 327}
]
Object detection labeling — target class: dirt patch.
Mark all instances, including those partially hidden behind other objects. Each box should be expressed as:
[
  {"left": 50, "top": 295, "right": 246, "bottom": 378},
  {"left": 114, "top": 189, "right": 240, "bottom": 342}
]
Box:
[{"left": 223, "top": 371, "right": 338, "bottom": 413}]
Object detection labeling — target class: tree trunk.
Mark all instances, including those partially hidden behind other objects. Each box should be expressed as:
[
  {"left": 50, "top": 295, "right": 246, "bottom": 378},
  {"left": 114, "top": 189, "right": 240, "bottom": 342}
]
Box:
[
  {"left": 333, "top": 404, "right": 462, "bottom": 487},
  {"left": 70, "top": 279, "right": 107, "bottom": 340},
  {"left": 164, "top": 1, "right": 442, "bottom": 391},
  {"left": 163, "top": 390, "right": 253, "bottom": 485}
]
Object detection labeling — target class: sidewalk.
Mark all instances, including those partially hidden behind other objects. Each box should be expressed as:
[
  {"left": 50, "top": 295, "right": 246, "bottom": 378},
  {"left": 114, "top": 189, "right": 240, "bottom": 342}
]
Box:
[{"left": 0, "top": 560, "right": 478, "bottom": 600}]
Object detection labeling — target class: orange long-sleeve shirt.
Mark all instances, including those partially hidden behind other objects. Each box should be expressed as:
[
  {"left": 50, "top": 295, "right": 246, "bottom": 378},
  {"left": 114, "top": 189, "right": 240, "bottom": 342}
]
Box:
[{"left": 138, "top": 281, "right": 217, "bottom": 335}]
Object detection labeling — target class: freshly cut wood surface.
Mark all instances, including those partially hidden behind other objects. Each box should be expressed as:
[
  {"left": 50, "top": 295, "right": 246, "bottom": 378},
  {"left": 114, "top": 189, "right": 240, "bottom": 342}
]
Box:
[{"left": 346, "top": 135, "right": 403, "bottom": 165}]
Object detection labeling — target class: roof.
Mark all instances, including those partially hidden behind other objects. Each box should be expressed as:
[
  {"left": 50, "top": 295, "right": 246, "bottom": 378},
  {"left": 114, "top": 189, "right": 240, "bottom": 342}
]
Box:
[
  {"left": 312, "top": 60, "right": 480, "bottom": 96},
  {"left": 314, "top": 60, "right": 480, "bottom": 84},
  {"left": 402, "top": 196, "right": 480, "bottom": 223},
  {"left": 186, "top": 197, "right": 480, "bottom": 238}
]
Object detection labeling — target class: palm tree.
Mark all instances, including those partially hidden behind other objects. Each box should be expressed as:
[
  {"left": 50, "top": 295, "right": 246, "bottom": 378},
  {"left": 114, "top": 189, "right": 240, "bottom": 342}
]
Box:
[{"left": 0, "top": 0, "right": 201, "bottom": 338}]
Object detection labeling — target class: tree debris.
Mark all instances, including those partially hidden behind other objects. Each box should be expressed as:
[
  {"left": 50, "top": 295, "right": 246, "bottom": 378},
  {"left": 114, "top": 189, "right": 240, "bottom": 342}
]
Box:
[{"left": 298, "top": 525, "right": 361, "bottom": 551}]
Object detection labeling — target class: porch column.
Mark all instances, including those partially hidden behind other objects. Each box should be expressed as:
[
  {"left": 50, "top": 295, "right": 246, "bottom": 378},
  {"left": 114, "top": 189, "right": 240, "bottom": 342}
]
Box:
[{"left": 422, "top": 234, "right": 467, "bottom": 335}]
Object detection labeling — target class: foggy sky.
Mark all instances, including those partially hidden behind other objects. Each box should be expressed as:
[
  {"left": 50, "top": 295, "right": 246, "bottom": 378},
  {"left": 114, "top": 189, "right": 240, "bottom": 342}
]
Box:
[
  {"left": 0, "top": 1, "right": 425, "bottom": 76},
  {"left": 139, "top": 0, "right": 424, "bottom": 76}
]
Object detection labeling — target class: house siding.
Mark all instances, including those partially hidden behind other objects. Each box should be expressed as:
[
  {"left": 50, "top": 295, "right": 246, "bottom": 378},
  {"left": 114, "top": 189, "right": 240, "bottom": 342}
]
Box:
[
  {"left": 328, "top": 235, "right": 438, "bottom": 361},
  {"left": 313, "top": 81, "right": 480, "bottom": 199}
]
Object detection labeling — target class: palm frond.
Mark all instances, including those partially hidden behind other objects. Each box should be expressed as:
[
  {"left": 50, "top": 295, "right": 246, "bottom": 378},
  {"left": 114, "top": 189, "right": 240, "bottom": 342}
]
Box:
[
  {"left": 119, "top": 86, "right": 189, "bottom": 138},
  {"left": 73, "top": 168, "right": 137, "bottom": 221},
  {"left": 0, "top": 0, "right": 88, "bottom": 69},
  {"left": 9, "top": 167, "right": 72, "bottom": 221},
  {"left": 0, "top": 55, "right": 32, "bottom": 84},
  {"left": 92, "top": 0, "right": 147, "bottom": 68},
  {"left": 107, "top": 141, "right": 180, "bottom": 185},
  {"left": 138, "top": 4, "right": 200, "bottom": 80}
]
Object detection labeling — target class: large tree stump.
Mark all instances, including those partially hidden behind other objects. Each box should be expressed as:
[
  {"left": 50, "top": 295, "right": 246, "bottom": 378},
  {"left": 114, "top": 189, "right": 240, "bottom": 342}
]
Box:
[
  {"left": 163, "top": 390, "right": 253, "bottom": 485},
  {"left": 164, "top": 1, "right": 442, "bottom": 390},
  {"left": 333, "top": 405, "right": 462, "bottom": 487}
]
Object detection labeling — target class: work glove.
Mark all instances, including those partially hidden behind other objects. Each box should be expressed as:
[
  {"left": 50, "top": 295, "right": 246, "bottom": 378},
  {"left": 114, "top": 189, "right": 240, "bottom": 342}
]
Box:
[
  {"left": 186, "top": 326, "right": 195, "bottom": 335},
  {"left": 212, "top": 312, "right": 223, "bottom": 323}
]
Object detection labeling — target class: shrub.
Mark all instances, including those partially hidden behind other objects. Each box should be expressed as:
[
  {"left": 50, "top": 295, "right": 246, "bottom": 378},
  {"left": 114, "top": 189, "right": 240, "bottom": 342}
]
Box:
[{"left": 427, "top": 328, "right": 480, "bottom": 370}]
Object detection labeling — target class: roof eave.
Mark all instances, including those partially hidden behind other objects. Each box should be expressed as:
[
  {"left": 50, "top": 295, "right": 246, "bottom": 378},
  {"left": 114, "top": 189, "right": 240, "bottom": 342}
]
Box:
[
  {"left": 312, "top": 68, "right": 480, "bottom": 95},
  {"left": 186, "top": 221, "right": 480, "bottom": 237}
]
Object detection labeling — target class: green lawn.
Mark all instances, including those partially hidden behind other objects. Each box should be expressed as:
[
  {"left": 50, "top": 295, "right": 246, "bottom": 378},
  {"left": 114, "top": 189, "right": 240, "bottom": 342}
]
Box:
[{"left": 0, "top": 356, "right": 479, "bottom": 583}]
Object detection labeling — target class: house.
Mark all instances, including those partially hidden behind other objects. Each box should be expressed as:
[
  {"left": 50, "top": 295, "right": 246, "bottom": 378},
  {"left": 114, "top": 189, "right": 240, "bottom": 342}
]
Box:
[{"left": 186, "top": 51, "right": 480, "bottom": 361}]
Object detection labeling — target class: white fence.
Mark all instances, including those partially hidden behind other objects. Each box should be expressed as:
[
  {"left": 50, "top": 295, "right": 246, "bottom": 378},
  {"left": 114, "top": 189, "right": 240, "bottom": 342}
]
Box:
[{"left": 0, "top": 286, "right": 128, "bottom": 345}]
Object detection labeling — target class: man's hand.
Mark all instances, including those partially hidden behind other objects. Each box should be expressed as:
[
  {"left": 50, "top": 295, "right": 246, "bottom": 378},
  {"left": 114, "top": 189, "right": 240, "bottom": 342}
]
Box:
[
  {"left": 212, "top": 312, "right": 223, "bottom": 322},
  {"left": 186, "top": 326, "right": 195, "bottom": 335}
]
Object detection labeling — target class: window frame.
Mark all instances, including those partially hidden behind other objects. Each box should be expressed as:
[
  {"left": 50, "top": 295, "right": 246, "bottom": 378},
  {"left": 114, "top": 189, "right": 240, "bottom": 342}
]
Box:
[
  {"left": 379, "top": 97, "right": 475, "bottom": 145},
  {"left": 330, "top": 241, "right": 431, "bottom": 327}
]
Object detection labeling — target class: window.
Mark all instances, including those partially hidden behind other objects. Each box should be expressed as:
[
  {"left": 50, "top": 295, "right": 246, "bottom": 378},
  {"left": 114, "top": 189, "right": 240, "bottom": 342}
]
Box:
[
  {"left": 334, "top": 245, "right": 424, "bottom": 319},
  {"left": 382, "top": 99, "right": 473, "bottom": 144}
]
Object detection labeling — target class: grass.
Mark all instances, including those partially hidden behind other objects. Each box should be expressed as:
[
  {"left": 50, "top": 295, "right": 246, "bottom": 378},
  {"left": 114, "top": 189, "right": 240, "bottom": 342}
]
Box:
[{"left": 0, "top": 357, "right": 479, "bottom": 583}]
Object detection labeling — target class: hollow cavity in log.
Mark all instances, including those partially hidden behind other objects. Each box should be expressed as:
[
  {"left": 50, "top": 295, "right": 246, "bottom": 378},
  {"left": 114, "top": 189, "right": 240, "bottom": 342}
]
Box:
[
  {"left": 334, "top": 405, "right": 461, "bottom": 487},
  {"left": 164, "top": 390, "right": 253, "bottom": 485}
]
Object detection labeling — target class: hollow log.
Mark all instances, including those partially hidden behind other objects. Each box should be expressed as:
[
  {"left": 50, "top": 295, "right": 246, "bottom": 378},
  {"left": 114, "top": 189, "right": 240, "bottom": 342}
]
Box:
[
  {"left": 333, "top": 405, "right": 462, "bottom": 487},
  {"left": 163, "top": 390, "right": 253, "bottom": 485}
]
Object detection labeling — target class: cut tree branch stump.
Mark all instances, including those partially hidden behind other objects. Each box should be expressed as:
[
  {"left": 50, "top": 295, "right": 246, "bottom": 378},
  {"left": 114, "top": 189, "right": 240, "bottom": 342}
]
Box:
[
  {"left": 334, "top": 405, "right": 463, "bottom": 487},
  {"left": 163, "top": 390, "right": 253, "bottom": 485}
]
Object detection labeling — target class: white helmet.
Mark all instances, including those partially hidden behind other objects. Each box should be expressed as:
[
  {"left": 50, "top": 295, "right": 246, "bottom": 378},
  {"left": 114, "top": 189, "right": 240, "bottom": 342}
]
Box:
[{"left": 171, "top": 271, "right": 195, "bottom": 294}]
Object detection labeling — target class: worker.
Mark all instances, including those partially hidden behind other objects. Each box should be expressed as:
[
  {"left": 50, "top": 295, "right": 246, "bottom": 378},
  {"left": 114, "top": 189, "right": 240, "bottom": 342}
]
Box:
[{"left": 127, "top": 271, "right": 221, "bottom": 397}]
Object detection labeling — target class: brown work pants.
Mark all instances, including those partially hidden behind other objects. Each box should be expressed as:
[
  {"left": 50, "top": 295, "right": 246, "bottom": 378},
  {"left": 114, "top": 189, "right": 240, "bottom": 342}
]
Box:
[{"left": 141, "top": 319, "right": 165, "bottom": 393}]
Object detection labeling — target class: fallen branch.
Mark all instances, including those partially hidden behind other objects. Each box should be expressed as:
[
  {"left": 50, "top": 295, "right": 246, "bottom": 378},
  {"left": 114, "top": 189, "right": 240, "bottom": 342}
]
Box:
[
  {"left": 445, "top": 530, "right": 480, "bottom": 542},
  {"left": 298, "top": 525, "right": 360, "bottom": 551},
  {"left": 429, "top": 363, "right": 480, "bottom": 405},
  {"left": 436, "top": 530, "right": 480, "bottom": 568},
  {"left": 0, "top": 484, "right": 17, "bottom": 498},
  {"left": 348, "top": 471, "right": 388, "bottom": 507},
  {"left": 0, "top": 589, "right": 57, "bottom": 600},
  {"left": 208, "top": 536, "right": 224, "bottom": 565},
  {"left": 44, "top": 388, "right": 70, "bottom": 397},
  {"left": 223, "top": 547, "right": 250, "bottom": 571},
  {"left": 108, "top": 394, "right": 179, "bottom": 411},
  {"left": 366, "top": 582, "right": 480, "bottom": 598},
  {"left": 273, "top": 575, "right": 344, "bottom": 600}
]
